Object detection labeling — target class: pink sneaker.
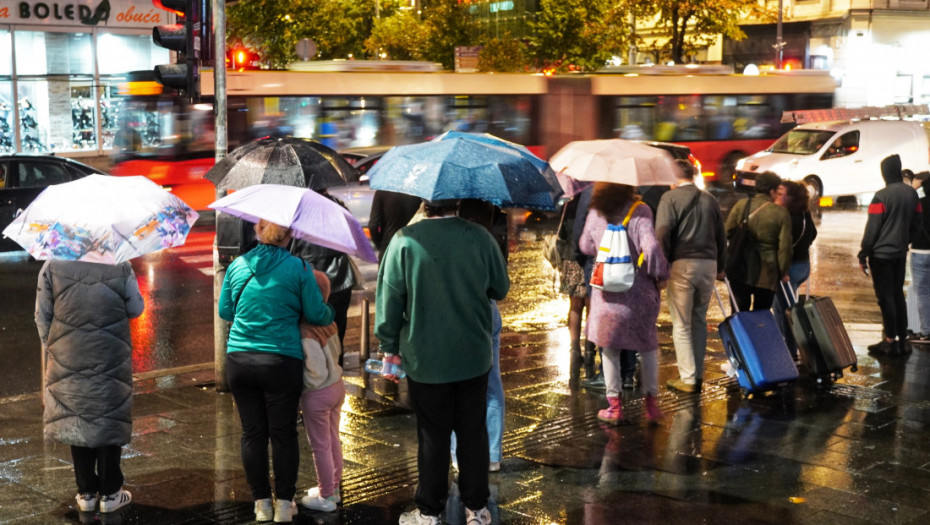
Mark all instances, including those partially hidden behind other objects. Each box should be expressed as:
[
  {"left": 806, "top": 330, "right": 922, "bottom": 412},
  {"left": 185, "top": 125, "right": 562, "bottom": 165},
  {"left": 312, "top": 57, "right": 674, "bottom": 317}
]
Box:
[
  {"left": 597, "top": 396, "right": 623, "bottom": 423},
  {"left": 645, "top": 395, "right": 662, "bottom": 423}
]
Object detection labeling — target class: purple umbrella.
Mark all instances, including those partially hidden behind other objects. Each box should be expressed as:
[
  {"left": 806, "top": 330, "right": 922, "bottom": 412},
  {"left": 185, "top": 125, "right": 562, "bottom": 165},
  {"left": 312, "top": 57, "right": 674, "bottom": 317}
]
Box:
[{"left": 208, "top": 184, "right": 377, "bottom": 263}]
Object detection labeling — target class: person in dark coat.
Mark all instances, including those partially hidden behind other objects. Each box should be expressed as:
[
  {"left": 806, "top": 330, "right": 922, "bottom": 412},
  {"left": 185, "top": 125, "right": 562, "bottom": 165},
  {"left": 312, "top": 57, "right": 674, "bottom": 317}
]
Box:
[
  {"left": 772, "top": 180, "right": 818, "bottom": 360},
  {"left": 859, "top": 154, "right": 923, "bottom": 356},
  {"left": 291, "top": 190, "right": 359, "bottom": 364},
  {"left": 36, "top": 260, "right": 144, "bottom": 514},
  {"left": 908, "top": 173, "right": 930, "bottom": 343},
  {"left": 369, "top": 189, "right": 422, "bottom": 260}
]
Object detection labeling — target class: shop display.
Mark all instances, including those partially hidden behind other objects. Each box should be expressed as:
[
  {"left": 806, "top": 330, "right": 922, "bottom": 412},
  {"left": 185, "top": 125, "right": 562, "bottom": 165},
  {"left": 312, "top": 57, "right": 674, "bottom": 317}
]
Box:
[
  {"left": 100, "top": 97, "right": 121, "bottom": 149},
  {"left": 72, "top": 97, "right": 96, "bottom": 150},
  {"left": 0, "top": 100, "right": 14, "bottom": 153},
  {"left": 20, "top": 97, "right": 47, "bottom": 152}
]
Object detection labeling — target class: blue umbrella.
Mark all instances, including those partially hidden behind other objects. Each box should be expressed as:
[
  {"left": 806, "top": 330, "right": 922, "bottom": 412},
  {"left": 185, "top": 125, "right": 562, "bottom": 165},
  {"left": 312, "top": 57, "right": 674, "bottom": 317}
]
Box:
[
  {"left": 368, "top": 137, "right": 558, "bottom": 210},
  {"left": 432, "top": 131, "right": 563, "bottom": 205}
]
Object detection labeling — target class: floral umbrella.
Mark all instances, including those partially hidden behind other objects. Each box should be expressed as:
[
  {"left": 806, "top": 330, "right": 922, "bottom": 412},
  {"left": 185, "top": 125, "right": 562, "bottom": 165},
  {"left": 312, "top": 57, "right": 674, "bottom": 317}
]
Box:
[{"left": 2, "top": 175, "right": 199, "bottom": 264}]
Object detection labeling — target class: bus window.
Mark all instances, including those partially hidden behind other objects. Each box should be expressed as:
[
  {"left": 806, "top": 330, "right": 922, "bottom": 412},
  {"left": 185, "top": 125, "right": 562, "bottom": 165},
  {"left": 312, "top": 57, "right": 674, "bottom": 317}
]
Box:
[
  {"left": 614, "top": 96, "right": 657, "bottom": 140},
  {"left": 656, "top": 95, "right": 702, "bottom": 142}
]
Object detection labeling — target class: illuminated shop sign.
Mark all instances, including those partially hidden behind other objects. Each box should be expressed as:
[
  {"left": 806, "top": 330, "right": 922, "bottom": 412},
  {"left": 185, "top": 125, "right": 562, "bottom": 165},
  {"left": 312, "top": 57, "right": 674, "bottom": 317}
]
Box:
[{"left": 0, "top": 0, "right": 164, "bottom": 28}]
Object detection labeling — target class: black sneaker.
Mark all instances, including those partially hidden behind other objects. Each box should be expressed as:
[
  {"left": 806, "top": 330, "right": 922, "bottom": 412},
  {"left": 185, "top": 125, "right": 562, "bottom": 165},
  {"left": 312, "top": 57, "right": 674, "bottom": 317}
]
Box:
[
  {"left": 581, "top": 373, "right": 606, "bottom": 390},
  {"left": 867, "top": 340, "right": 895, "bottom": 355},
  {"left": 621, "top": 375, "right": 635, "bottom": 390}
]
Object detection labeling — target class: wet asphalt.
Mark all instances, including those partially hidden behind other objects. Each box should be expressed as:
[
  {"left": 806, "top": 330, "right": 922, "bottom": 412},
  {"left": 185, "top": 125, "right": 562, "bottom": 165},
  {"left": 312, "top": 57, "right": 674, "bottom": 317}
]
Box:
[{"left": 1, "top": 208, "right": 929, "bottom": 524}]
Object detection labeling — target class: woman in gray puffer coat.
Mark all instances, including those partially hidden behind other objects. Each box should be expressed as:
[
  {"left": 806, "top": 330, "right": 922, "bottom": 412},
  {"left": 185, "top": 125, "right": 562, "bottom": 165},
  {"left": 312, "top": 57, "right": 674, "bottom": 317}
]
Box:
[{"left": 36, "top": 259, "right": 144, "bottom": 514}]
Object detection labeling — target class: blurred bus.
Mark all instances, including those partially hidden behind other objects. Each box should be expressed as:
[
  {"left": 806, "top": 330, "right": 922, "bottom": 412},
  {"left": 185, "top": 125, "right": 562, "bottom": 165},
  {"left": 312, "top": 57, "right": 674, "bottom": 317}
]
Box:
[{"left": 112, "top": 65, "right": 835, "bottom": 209}]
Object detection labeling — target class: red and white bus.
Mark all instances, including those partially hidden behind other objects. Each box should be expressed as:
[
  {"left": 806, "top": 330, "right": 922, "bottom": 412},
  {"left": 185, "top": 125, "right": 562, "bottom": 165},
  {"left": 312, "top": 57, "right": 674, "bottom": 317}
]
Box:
[{"left": 112, "top": 64, "right": 835, "bottom": 209}]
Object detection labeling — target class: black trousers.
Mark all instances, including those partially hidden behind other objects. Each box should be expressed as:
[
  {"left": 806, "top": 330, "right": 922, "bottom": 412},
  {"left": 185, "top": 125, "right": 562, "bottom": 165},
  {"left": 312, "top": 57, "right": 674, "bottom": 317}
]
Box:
[
  {"left": 227, "top": 351, "right": 304, "bottom": 501},
  {"left": 869, "top": 256, "right": 908, "bottom": 340},
  {"left": 71, "top": 445, "right": 123, "bottom": 496},
  {"left": 730, "top": 279, "right": 775, "bottom": 312},
  {"left": 329, "top": 287, "right": 353, "bottom": 365},
  {"left": 407, "top": 371, "right": 490, "bottom": 516}
]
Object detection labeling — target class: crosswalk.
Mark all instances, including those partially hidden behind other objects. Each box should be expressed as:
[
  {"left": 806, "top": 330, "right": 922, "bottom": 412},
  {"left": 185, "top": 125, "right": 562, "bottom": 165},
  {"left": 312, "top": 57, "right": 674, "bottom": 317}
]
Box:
[{"left": 171, "top": 229, "right": 380, "bottom": 280}]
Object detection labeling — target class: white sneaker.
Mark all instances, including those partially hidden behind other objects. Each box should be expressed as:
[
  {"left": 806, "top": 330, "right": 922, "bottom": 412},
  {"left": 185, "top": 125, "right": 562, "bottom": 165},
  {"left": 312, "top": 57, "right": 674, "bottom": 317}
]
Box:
[
  {"left": 273, "top": 499, "right": 297, "bottom": 522},
  {"left": 306, "top": 486, "right": 341, "bottom": 503},
  {"left": 99, "top": 489, "right": 131, "bottom": 513},
  {"left": 398, "top": 509, "right": 441, "bottom": 525},
  {"left": 254, "top": 498, "right": 273, "bottom": 522},
  {"left": 489, "top": 461, "right": 501, "bottom": 472},
  {"left": 465, "top": 506, "right": 492, "bottom": 525},
  {"left": 300, "top": 493, "right": 337, "bottom": 512},
  {"left": 75, "top": 493, "right": 97, "bottom": 512}
]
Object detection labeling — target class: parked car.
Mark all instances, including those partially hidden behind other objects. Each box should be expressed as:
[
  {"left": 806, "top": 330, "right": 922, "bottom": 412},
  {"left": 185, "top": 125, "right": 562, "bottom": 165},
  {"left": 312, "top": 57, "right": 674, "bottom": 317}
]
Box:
[
  {"left": 733, "top": 119, "right": 930, "bottom": 206},
  {"left": 329, "top": 147, "right": 391, "bottom": 228},
  {"left": 0, "top": 155, "right": 106, "bottom": 250}
]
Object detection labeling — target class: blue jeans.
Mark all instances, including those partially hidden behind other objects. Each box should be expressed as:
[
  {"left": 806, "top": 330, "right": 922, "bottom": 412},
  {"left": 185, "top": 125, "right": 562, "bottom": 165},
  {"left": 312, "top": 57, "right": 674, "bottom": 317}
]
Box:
[
  {"left": 452, "top": 300, "right": 504, "bottom": 463},
  {"left": 911, "top": 252, "right": 930, "bottom": 335},
  {"left": 772, "top": 260, "right": 811, "bottom": 358}
]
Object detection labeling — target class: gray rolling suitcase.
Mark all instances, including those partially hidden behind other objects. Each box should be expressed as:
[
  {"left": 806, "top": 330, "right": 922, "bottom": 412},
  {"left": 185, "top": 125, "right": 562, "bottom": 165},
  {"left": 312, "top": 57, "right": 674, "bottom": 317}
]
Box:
[{"left": 783, "top": 282, "right": 858, "bottom": 384}]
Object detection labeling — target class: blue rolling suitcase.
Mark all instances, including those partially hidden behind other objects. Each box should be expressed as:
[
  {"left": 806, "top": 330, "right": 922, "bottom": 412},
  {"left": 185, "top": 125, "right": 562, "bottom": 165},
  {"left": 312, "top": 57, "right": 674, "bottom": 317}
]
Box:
[{"left": 715, "top": 281, "right": 798, "bottom": 396}]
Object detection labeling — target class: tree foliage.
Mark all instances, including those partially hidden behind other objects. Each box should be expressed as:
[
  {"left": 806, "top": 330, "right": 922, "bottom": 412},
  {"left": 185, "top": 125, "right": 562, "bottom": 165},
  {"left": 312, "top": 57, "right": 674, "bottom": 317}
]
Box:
[
  {"left": 228, "top": 0, "right": 402, "bottom": 69},
  {"left": 365, "top": 10, "right": 430, "bottom": 62},
  {"left": 649, "top": 0, "right": 774, "bottom": 64},
  {"left": 528, "top": 0, "right": 634, "bottom": 73},
  {"left": 477, "top": 35, "right": 531, "bottom": 73}
]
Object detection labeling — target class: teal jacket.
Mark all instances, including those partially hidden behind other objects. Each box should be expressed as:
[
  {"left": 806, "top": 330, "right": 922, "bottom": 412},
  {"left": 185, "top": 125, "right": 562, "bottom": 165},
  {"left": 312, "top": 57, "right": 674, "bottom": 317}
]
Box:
[
  {"left": 219, "top": 243, "right": 335, "bottom": 361},
  {"left": 375, "top": 217, "right": 510, "bottom": 384}
]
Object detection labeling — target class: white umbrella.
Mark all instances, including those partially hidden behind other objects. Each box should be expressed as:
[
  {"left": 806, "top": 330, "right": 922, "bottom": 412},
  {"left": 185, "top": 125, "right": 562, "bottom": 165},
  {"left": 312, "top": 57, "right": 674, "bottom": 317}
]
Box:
[
  {"left": 549, "top": 139, "right": 681, "bottom": 192},
  {"left": 2, "top": 175, "right": 199, "bottom": 264},
  {"left": 208, "top": 184, "right": 378, "bottom": 263}
]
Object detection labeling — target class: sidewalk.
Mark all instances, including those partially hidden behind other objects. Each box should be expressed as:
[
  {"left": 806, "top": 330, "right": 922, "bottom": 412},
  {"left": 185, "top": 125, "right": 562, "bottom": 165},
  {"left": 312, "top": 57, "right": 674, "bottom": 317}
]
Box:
[{"left": 3, "top": 233, "right": 930, "bottom": 524}]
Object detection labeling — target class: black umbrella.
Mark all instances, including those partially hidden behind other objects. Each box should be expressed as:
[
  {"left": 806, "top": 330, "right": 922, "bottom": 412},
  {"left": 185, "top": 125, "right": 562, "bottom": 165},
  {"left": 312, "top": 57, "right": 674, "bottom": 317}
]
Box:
[{"left": 205, "top": 136, "right": 359, "bottom": 191}]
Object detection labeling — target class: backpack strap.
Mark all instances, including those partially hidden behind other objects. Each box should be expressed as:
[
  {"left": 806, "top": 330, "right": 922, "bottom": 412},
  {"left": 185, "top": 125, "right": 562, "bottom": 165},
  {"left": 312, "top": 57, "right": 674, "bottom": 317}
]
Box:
[{"left": 622, "top": 200, "right": 645, "bottom": 227}]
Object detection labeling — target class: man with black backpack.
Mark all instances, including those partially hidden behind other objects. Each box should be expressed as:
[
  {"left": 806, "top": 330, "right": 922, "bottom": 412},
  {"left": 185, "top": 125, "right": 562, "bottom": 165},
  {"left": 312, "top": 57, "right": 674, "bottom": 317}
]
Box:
[{"left": 655, "top": 160, "right": 727, "bottom": 393}]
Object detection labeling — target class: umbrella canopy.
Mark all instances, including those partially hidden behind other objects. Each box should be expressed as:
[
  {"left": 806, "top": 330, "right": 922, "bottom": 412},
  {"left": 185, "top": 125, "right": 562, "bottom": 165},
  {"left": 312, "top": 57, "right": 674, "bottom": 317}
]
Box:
[
  {"left": 549, "top": 139, "right": 681, "bottom": 195},
  {"left": 2, "top": 175, "right": 199, "bottom": 264},
  {"left": 208, "top": 184, "right": 377, "bottom": 263},
  {"left": 367, "top": 137, "right": 558, "bottom": 210},
  {"left": 205, "top": 136, "right": 359, "bottom": 191},
  {"left": 432, "top": 131, "right": 563, "bottom": 204}
]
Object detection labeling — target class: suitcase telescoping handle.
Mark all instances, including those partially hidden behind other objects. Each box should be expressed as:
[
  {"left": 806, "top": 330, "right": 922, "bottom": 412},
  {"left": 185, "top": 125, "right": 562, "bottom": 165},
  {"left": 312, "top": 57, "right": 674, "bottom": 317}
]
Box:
[
  {"left": 713, "top": 277, "right": 739, "bottom": 317},
  {"left": 779, "top": 280, "right": 798, "bottom": 308}
]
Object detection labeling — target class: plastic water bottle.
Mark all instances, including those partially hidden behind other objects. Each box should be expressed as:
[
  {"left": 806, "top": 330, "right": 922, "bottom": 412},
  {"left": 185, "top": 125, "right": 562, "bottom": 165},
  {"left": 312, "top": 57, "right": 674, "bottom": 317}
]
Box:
[{"left": 364, "top": 358, "right": 406, "bottom": 379}]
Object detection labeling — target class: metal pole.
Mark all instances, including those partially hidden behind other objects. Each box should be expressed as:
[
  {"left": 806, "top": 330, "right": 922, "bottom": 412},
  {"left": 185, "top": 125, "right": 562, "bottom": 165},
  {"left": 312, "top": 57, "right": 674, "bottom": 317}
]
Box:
[
  {"left": 775, "top": 0, "right": 784, "bottom": 69},
  {"left": 213, "top": 0, "right": 230, "bottom": 392}
]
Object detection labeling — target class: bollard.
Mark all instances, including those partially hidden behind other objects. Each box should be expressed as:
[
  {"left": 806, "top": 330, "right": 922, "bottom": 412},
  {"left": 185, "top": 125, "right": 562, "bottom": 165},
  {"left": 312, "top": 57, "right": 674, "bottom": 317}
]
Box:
[{"left": 360, "top": 297, "right": 370, "bottom": 359}]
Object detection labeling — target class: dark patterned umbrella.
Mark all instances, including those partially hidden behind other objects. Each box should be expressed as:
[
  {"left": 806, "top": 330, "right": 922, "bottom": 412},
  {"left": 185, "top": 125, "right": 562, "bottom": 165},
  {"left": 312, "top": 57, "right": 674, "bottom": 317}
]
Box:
[{"left": 205, "top": 136, "right": 359, "bottom": 191}]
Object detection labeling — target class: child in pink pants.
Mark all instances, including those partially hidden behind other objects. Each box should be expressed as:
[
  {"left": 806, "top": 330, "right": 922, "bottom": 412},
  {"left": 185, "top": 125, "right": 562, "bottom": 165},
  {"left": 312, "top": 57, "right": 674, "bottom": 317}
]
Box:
[{"left": 298, "top": 271, "right": 344, "bottom": 513}]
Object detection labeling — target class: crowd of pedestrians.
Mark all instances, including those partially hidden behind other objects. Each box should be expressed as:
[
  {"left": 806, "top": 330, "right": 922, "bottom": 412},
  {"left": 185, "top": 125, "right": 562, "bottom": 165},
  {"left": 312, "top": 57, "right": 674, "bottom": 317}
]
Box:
[{"left": 34, "top": 145, "right": 930, "bottom": 525}]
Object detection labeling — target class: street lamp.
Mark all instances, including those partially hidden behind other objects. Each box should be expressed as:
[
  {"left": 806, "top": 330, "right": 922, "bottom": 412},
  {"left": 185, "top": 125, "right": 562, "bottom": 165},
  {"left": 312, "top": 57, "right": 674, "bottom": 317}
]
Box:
[{"left": 775, "top": 0, "right": 785, "bottom": 68}]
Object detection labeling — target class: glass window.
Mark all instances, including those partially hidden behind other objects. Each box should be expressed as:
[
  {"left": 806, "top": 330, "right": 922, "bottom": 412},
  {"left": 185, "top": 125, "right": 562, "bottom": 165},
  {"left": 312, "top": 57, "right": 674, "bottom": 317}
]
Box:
[
  {"left": 18, "top": 78, "right": 98, "bottom": 152},
  {"left": 0, "top": 30, "right": 11, "bottom": 76},
  {"left": 97, "top": 33, "right": 169, "bottom": 75},
  {"left": 821, "top": 131, "right": 860, "bottom": 160},
  {"left": 0, "top": 81, "right": 14, "bottom": 153},
  {"left": 612, "top": 96, "right": 657, "bottom": 140},
  {"left": 15, "top": 31, "right": 93, "bottom": 76},
  {"left": 17, "top": 160, "right": 71, "bottom": 187}
]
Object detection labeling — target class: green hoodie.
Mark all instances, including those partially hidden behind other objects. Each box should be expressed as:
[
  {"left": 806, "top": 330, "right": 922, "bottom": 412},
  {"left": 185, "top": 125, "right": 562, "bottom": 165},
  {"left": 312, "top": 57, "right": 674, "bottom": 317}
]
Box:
[{"left": 219, "top": 243, "right": 335, "bottom": 361}]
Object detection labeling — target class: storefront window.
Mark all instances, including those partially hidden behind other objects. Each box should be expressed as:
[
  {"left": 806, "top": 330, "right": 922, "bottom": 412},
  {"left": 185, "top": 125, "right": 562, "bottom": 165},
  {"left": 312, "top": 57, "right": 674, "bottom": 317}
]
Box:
[
  {"left": 0, "top": 30, "right": 11, "bottom": 76},
  {"left": 0, "top": 82, "right": 14, "bottom": 153},
  {"left": 97, "top": 33, "right": 168, "bottom": 75},
  {"left": 18, "top": 78, "right": 97, "bottom": 152},
  {"left": 15, "top": 31, "right": 93, "bottom": 76}
]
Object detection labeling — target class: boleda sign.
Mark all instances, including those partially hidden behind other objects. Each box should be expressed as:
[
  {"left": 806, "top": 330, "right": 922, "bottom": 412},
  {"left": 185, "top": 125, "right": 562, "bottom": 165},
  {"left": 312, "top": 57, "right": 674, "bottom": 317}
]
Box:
[{"left": 0, "top": 0, "right": 165, "bottom": 28}]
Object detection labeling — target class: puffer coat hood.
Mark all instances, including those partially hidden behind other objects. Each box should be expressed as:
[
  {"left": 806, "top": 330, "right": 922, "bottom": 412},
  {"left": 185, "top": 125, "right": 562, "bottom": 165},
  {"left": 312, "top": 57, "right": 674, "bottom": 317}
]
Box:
[{"left": 36, "top": 260, "right": 144, "bottom": 448}]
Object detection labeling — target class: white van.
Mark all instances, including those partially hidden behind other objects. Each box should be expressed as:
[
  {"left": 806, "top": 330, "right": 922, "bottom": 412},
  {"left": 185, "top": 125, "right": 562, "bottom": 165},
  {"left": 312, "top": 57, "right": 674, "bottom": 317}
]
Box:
[{"left": 734, "top": 120, "right": 930, "bottom": 204}]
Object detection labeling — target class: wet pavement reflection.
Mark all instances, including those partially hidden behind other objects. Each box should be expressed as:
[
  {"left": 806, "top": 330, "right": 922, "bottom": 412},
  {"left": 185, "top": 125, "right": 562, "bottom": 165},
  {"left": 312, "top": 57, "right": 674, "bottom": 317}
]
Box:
[{"left": 2, "top": 209, "right": 930, "bottom": 524}]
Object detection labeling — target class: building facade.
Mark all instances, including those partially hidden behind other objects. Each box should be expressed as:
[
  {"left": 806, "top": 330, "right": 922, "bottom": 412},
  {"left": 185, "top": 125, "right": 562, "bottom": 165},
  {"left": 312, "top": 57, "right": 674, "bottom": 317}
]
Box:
[
  {"left": 721, "top": 1, "right": 930, "bottom": 108},
  {"left": 0, "top": 0, "right": 167, "bottom": 165}
]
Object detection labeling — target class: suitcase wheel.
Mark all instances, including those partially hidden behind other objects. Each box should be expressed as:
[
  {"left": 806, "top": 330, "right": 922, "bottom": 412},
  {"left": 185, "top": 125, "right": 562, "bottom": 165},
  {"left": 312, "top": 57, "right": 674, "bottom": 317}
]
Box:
[{"left": 850, "top": 364, "right": 858, "bottom": 373}]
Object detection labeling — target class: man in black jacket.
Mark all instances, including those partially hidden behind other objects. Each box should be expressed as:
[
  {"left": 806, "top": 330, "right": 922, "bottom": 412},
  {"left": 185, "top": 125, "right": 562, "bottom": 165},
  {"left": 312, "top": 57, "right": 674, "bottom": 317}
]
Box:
[
  {"left": 655, "top": 160, "right": 727, "bottom": 392},
  {"left": 369, "top": 189, "right": 422, "bottom": 261},
  {"left": 858, "top": 154, "right": 923, "bottom": 355}
]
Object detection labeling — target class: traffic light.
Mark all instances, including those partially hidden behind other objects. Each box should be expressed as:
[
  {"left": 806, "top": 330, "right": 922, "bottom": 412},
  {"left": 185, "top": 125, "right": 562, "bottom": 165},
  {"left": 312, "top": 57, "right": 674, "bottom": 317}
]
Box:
[{"left": 152, "top": 0, "right": 211, "bottom": 99}]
